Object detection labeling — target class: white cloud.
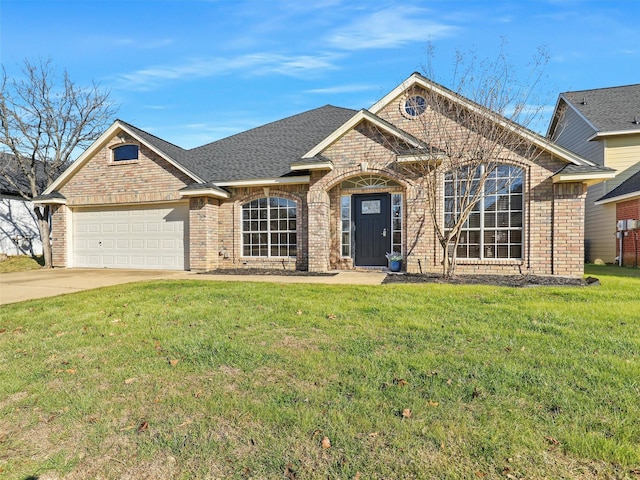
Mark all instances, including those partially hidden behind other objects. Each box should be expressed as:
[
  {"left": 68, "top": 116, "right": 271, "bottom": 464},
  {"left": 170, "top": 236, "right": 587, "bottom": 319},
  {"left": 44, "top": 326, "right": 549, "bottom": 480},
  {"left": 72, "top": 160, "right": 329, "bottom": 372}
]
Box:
[
  {"left": 305, "top": 83, "right": 376, "bottom": 94},
  {"left": 113, "top": 53, "right": 340, "bottom": 90},
  {"left": 326, "top": 6, "right": 456, "bottom": 50}
]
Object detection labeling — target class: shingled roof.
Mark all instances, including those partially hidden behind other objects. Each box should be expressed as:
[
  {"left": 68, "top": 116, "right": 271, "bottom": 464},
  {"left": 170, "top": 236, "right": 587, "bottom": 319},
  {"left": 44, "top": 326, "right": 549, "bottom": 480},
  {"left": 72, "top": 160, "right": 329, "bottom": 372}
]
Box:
[
  {"left": 559, "top": 84, "right": 640, "bottom": 134},
  {"left": 597, "top": 169, "right": 640, "bottom": 203},
  {"left": 184, "top": 105, "right": 356, "bottom": 182}
]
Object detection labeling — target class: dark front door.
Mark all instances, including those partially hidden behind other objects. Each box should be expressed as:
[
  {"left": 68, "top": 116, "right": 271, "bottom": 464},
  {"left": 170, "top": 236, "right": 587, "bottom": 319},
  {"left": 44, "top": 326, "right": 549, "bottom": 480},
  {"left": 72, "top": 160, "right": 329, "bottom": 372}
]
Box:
[{"left": 354, "top": 193, "right": 391, "bottom": 266}]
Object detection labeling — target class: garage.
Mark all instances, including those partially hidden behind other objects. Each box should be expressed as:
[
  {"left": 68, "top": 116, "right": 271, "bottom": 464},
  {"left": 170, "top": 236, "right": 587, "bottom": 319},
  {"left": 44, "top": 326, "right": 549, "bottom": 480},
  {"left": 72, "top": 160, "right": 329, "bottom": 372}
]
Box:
[{"left": 73, "top": 203, "right": 189, "bottom": 270}]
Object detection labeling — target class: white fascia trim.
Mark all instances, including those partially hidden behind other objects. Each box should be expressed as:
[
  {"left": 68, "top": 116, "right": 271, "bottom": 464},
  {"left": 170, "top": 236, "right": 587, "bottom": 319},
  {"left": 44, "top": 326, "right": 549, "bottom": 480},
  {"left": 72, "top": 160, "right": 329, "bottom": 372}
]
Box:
[
  {"left": 290, "top": 161, "right": 334, "bottom": 171},
  {"left": 32, "top": 197, "right": 67, "bottom": 205},
  {"left": 179, "top": 189, "right": 230, "bottom": 199},
  {"left": 370, "top": 73, "right": 594, "bottom": 167},
  {"left": 552, "top": 171, "right": 617, "bottom": 184},
  {"left": 43, "top": 121, "right": 204, "bottom": 194},
  {"left": 215, "top": 176, "right": 310, "bottom": 187},
  {"left": 302, "top": 110, "right": 423, "bottom": 159},
  {"left": 397, "top": 152, "right": 446, "bottom": 163},
  {"left": 588, "top": 128, "right": 640, "bottom": 141},
  {"left": 595, "top": 190, "right": 640, "bottom": 205}
]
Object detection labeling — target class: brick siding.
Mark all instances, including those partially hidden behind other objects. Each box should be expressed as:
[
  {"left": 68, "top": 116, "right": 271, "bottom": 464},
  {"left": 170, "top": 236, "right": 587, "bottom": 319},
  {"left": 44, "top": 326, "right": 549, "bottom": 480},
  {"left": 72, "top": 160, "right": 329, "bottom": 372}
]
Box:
[
  {"left": 49, "top": 100, "right": 590, "bottom": 278},
  {"left": 616, "top": 199, "right": 640, "bottom": 267}
]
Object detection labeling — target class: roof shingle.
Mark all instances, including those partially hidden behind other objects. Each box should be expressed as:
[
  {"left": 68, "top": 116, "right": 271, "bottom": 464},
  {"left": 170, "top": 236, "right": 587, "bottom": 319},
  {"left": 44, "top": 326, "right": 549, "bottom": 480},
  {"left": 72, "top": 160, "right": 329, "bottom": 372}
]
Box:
[{"left": 561, "top": 84, "right": 640, "bottom": 133}]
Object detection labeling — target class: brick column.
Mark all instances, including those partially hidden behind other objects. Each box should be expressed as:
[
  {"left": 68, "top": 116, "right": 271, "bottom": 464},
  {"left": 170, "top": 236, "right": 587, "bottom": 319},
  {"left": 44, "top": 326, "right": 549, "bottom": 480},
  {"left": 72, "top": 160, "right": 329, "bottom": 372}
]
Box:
[
  {"left": 404, "top": 183, "right": 432, "bottom": 273},
  {"left": 552, "top": 183, "right": 586, "bottom": 277},
  {"left": 50, "top": 204, "right": 67, "bottom": 268},
  {"left": 189, "top": 197, "right": 219, "bottom": 272},
  {"left": 307, "top": 188, "right": 331, "bottom": 272}
]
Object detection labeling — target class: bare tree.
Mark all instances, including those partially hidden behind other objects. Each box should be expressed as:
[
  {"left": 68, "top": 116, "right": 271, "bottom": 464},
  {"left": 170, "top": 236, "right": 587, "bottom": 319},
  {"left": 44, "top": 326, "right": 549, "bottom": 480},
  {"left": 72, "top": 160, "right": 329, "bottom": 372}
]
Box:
[
  {"left": 0, "top": 58, "right": 117, "bottom": 267},
  {"left": 393, "top": 43, "right": 551, "bottom": 277}
]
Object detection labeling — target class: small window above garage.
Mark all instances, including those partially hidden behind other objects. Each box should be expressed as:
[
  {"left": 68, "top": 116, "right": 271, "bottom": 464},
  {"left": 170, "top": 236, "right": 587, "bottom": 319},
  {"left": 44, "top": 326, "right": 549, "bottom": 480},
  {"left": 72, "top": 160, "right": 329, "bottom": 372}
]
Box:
[{"left": 112, "top": 144, "right": 139, "bottom": 161}]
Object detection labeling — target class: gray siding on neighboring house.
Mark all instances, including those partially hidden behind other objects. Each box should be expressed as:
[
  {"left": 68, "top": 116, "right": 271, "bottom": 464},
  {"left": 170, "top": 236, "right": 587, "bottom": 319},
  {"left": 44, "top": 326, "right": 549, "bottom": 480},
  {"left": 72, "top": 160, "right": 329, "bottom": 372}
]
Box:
[{"left": 551, "top": 105, "right": 603, "bottom": 164}]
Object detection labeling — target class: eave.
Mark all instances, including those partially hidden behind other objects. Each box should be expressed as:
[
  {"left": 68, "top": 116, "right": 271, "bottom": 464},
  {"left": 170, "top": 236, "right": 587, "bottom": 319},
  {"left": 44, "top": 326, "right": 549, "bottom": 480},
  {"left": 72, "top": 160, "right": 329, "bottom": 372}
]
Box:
[
  {"left": 552, "top": 171, "right": 616, "bottom": 186},
  {"left": 214, "top": 176, "right": 310, "bottom": 187},
  {"left": 32, "top": 194, "right": 67, "bottom": 205},
  {"left": 587, "top": 128, "right": 640, "bottom": 141},
  {"left": 179, "top": 188, "right": 230, "bottom": 199},
  {"left": 396, "top": 152, "right": 447, "bottom": 164},
  {"left": 595, "top": 190, "right": 640, "bottom": 205},
  {"left": 290, "top": 160, "right": 334, "bottom": 171}
]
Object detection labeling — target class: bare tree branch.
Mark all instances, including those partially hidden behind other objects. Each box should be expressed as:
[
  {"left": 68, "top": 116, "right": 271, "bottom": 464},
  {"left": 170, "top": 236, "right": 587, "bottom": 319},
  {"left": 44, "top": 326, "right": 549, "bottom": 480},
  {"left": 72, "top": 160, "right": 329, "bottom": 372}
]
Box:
[{"left": 0, "top": 58, "right": 117, "bottom": 266}]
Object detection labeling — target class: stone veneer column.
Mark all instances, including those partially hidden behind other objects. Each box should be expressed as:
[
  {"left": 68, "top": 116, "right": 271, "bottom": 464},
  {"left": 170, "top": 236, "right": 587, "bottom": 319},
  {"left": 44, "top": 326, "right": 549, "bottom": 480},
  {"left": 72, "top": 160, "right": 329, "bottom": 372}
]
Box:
[
  {"left": 189, "top": 197, "right": 219, "bottom": 272},
  {"left": 552, "top": 183, "right": 586, "bottom": 277},
  {"left": 307, "top": 188, "right": 331, "bottom": 272}
]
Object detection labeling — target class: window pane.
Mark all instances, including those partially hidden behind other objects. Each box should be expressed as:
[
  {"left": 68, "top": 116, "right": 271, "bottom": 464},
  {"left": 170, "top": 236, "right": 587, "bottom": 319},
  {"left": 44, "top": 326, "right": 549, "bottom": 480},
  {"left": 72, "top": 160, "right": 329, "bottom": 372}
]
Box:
[
  {"left": 510, "top": 212, "right": 522, "bottom": 227},
  {"left": 468, "top": 231, "right": 481, "bottom": 244},
  {"left": 510, "top": 245, "right": 522, "bottom": 258},
  {"left": 113, "top": 144, "right": 138, "bottom": 161},
  {"left": 484, "top": 230, "right": 496, "bottom": 244},
  {"left": 511, "top": 195, "right": 523, "bottom": 210}
]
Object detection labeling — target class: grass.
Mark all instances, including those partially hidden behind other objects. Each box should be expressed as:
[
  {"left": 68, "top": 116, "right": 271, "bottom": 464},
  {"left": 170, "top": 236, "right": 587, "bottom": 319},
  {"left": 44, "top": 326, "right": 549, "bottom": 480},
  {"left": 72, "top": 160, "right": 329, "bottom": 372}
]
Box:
[
  {"left": 0, "top": 255, "right": 44, "bottom": 273},
  {"left": 0, "top": 265, "right": 638, "bottom": 479}
]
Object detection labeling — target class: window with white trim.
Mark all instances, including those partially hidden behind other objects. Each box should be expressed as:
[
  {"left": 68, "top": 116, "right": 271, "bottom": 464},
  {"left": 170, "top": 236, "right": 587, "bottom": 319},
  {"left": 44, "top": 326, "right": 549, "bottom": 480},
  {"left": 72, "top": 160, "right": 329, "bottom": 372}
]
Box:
[
  {"left": 444, "top": 164, "right": 524, "bottom": 260},
  {"left": 242, "top": 197, "right": 297, "bottom": 257},
  {"left": 113, "top": 144, "right": 139, "bottom": 161}
]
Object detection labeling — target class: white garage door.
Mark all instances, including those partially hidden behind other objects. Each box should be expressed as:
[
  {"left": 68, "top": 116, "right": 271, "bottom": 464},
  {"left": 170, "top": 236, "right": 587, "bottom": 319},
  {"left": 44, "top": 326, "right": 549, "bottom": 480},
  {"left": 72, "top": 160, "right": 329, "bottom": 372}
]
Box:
[{"left": 73, "top": 204, "right": 189, "bottom": 270}]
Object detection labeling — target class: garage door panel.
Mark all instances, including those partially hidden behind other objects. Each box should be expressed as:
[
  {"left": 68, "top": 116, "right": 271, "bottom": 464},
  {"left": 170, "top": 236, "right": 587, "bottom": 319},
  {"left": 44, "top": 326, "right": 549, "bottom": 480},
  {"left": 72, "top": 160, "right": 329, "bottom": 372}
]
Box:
[{"left": 73, "top": 204, "right": 188, "bottom": 270}]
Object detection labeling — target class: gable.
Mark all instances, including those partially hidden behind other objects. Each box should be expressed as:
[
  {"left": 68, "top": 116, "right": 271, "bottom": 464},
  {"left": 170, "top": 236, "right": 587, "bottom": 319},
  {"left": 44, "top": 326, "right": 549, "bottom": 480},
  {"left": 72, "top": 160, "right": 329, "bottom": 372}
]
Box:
[
  {"left": 43, "top": 121, "right": 203, "bottom": 198},
  {"left": 549, "top": 101, "right": 603, "bottom": 164},
  {"left": 368, "top": 72, "right": 596, "bottom": 169},
  {"left": 57, "top": 129, "right": 197, "bottom": 206}
]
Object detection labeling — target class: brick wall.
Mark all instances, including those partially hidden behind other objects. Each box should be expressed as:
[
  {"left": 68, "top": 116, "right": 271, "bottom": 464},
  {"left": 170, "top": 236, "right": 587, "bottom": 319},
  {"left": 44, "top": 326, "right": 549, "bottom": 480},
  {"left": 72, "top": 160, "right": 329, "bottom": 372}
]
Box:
[
  {"left": 216, "top": 185, "right": 308, "bottom": 271},
  {"left": 60, "top": 134, "right": 193, "bottom": 205},
  {"left": 617, "top": 198, "right": 640, "bottom": 267},
  {"left": 552, "top": 183, "right": 586, "bottom": 277}
]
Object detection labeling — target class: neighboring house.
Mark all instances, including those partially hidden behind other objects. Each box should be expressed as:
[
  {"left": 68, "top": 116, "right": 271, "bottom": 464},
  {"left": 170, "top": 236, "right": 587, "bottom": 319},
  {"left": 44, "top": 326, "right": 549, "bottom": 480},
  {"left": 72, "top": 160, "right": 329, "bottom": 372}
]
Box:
[
  {"left": 37, "top": 73, "right": 612, "bottom": 277},
  {"left": 548, "top": 84, "right": 640, "bottom": 266},
  {"left": 0, "top": 153, "right": 43, "bottom": 256}
]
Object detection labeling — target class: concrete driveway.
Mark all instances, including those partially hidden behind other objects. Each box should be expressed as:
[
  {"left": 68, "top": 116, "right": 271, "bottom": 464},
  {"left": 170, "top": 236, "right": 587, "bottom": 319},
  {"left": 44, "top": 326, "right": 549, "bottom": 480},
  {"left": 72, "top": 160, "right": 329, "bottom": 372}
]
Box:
[{"left": 0, "top": 268, "right": 386, "bottom": 305}]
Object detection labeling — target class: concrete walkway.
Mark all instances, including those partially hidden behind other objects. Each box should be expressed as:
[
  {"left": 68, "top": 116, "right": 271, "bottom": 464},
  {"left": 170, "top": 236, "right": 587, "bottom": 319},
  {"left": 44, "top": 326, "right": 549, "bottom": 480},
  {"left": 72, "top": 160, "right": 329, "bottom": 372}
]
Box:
[{"left": 0, "top": 268, "right": 387, "bottom": 305}]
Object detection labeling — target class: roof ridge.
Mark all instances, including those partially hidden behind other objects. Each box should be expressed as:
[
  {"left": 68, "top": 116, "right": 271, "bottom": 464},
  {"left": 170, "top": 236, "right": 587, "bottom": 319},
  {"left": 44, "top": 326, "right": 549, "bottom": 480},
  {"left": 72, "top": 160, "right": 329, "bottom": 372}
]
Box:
[
  {"left": 189, "top": 105, "right": 356, "bottom": 152},
  {"left": 116, "top": 119, "right": 186, "bottom": 151},
  {"left": 561, "top": 83, "right": 640, "bottom": 95}
]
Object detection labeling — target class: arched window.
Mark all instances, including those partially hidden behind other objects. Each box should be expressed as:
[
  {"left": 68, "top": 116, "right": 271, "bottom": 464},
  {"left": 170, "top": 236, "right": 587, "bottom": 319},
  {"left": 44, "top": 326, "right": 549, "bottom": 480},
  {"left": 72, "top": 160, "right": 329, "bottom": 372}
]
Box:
[
  {"left": 444, "top": 164, "right": 524, "bottom": 260},
  {"left": 113, "top": 144, "right": 139, "bottom": 161},
  {"left": 242, "top": 197, "right": 297, "bottom": 257}
]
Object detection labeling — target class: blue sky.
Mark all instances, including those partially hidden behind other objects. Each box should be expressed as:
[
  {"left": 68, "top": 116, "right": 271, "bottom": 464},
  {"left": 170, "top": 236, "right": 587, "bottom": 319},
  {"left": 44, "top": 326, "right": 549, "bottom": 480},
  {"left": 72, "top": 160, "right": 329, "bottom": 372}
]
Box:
[{"left": 1, "top": 0, "right": 638, "bottom": 149}]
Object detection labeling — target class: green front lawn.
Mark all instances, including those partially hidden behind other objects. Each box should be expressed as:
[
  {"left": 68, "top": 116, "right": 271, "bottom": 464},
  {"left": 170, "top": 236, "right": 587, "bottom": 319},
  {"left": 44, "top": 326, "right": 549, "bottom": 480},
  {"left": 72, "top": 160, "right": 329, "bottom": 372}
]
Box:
[
  {"left": 0, "top": 265, "right": 638, "bottom": 479},
  {"left": 0, "top": 255, "right": 44, "bottom": 273}
]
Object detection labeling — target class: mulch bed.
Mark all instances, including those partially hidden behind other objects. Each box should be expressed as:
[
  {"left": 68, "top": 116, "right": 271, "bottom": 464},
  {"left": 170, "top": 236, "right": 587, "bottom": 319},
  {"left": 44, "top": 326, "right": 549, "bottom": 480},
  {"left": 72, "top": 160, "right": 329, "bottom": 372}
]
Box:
[
  {"left": 383, "top": 273, "right": 599, "bottom": 287},
  {"left": 200, "top": 268, "right": 598, "bottom": 287}
]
